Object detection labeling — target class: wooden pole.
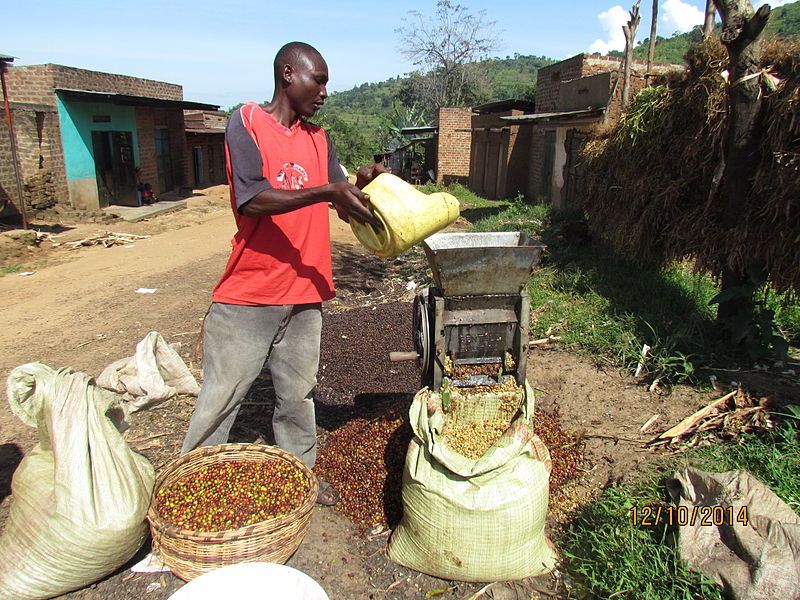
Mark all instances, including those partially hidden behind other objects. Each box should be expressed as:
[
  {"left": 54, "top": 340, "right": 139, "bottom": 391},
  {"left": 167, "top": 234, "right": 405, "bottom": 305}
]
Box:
[
  {"left": 622, "top": 1, "right": 642, "bottom": 109},
  {"left": 0, "top": 61, "right": 28, "bottom": 229},
  {"left": 704, "top": 0, "right": 717, "bottom": 38},
  {"left": 646, "top": 0, "right": 658, "bottom": 84}
]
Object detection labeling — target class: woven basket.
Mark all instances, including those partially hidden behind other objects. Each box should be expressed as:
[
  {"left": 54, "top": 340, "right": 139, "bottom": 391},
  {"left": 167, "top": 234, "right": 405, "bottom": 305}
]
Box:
[{"left": 147, "top": 443, "right": 318, "bottom": 581}]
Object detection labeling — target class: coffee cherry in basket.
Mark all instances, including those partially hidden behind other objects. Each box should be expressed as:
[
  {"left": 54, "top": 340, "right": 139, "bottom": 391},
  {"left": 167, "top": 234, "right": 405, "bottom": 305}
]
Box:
[{"left": 157, "top": 459, "right": 309, "bottom": 532}]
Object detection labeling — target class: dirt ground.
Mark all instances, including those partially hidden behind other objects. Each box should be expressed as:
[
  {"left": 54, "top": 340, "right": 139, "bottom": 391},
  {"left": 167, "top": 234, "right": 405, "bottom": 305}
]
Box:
[{"left": 0, "top": 185, "right": 773, "bottom": 599}]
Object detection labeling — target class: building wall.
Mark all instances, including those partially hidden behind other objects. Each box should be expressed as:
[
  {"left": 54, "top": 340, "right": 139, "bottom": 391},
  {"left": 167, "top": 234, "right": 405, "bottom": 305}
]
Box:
[
  {"left": 528, "top": 55, "right": 587, "bottom": 202},
  {"left": 436, "top": 107, "right": 472, "bottom": 184},
  {"left": 185, "top": 133, "right": 226, "bottom": 187},
  {"left": 0, "top": 102, "right": 69, "bottom": 215},
  {"left": 50, "top": 65, "right": 182, "bottom": 101},
  {"left": 136, "top": 107, "right": 188, "bottom": 195},
  {"left": 469, "top": 109, "right": 532, "bottom": 200},
  {"left": 526, "top": 128, "right": 544, "bottom": 201},
  {"left": 2, "top": 63, "right": 187, "bottom": 213},
  {"left": 535, "top": 54, "right": 586, "bottom": 114},
  {"left": 57, "top": 97, "right": 140, "bottom": 180},
  {"left": 184, "top": 110, "right": 228, "bottom": 130},
  {"left": 506, "top": 121, "right": 531, "bottom": 200}
]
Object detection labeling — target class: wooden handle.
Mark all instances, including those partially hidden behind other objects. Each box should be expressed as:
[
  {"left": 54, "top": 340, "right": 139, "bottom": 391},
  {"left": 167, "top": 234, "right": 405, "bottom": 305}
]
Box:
[{"left": 389, "top": 351, "right": 419, "bottom": 362}]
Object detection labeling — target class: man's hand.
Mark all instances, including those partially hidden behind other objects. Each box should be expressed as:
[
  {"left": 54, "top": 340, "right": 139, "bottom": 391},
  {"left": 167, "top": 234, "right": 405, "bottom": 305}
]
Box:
[
  {"left": 355, "top": 163, "right": 390, "bottom": 190},
  {"left": 326, "top": 181, "right": 380, "bottom": 226}
]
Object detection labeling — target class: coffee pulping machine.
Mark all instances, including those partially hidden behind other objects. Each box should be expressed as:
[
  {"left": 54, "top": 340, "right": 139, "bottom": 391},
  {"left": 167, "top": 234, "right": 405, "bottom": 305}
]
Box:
[{"left": 390, "top": 232, "right": 546, "bottom": 391}]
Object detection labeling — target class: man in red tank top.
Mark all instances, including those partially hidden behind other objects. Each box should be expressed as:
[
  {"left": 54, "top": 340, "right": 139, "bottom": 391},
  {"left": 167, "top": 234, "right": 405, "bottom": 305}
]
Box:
[{"left": 181, "top": 42, "right": 385, "bottom": 506}]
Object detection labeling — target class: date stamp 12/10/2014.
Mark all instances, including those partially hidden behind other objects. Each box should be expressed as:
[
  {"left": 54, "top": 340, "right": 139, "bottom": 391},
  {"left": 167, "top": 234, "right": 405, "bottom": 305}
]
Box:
[{"left": 631, "top": 504, "right": 749, "bottom": 527}]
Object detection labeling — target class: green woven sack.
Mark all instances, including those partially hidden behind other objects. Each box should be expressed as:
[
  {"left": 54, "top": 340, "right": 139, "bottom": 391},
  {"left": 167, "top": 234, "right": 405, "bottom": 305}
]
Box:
[
  {"left": 387, "top": 382, "right": 556, "bottom": 581},
  {"left": 0, "top": 364, "right": 154, "bottom": 600}
]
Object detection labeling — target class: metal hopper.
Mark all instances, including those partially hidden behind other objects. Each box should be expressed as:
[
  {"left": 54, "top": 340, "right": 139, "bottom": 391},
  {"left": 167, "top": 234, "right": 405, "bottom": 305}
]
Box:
[{"left": 422, "top": 232, "right": 546, "bottom": 296}]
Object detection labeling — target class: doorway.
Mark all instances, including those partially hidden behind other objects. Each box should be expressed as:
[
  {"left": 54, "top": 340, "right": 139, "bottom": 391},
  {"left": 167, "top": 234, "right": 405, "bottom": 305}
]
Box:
[
  {"left": 155, "top": 128, "right": 174, "bottom": 193},
  {"left": 539, "top": 129, "right": 556, "bottom": 202},
  {"left": 91, "top": 130, "right": 138, "bottom": 207},
  {"left": 193, "top": 146, "right": 206, "bottom": 187}
]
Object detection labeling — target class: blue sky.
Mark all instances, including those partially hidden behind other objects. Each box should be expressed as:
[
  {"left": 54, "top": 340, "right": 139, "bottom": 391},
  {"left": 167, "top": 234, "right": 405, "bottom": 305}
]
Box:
[{"left": 3, "top": 0, "right": 790, "bottom": 109}]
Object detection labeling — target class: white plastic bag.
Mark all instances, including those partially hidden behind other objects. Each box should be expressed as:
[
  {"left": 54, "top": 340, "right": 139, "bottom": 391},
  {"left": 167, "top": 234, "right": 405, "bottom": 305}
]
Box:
[
  {"left": 0, "top": 363, "right": 155, "bottom": 600},
  {"left": 97, "top": 331, "right": 200, "bottom": 411}
]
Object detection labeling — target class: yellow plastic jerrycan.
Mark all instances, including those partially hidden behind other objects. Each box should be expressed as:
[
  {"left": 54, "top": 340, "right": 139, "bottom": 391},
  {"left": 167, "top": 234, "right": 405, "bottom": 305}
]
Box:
[{"left": 350, "top": 173, "right": 460, "bottom": 258}]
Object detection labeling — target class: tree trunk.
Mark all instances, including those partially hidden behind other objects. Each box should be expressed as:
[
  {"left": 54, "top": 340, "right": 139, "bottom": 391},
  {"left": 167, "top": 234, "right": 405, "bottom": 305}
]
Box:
[
  {"left": 622, "top": 1, "right": 642, "bottom": 109},
  {"left": 704, "top": 0, "right": 717, "bottom": 38},
  {"left": 647, "top": 0, "right": 658, "bottom": 84},
  {"left": 713, "top": 0, "right": 770, "bottom": 320}
]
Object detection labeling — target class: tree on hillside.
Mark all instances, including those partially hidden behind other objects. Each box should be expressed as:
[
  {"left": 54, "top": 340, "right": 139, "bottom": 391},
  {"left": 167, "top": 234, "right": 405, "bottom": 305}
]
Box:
[{"left": 396, "top": 0, "right": 500, "bottom": 113}]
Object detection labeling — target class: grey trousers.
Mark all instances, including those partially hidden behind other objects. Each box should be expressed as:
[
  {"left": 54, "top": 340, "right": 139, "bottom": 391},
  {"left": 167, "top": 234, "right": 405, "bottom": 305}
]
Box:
[{"left": 181, "top": 302, "right": 322, "bottom": 468}]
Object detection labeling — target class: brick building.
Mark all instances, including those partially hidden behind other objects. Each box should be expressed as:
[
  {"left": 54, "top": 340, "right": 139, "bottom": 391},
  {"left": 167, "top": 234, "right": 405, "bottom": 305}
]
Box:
[
  {"left": 184, "top": 110, "right": 227, "bottom": 188},
  {"left": 427, "top": 54, "right": 682, "bottom": 208},
  {"left": 510, "top": 53, "right": 681, "bottom": 209},
  {"left": 0, "top": 61, "right": 217, "bottom": 216}
]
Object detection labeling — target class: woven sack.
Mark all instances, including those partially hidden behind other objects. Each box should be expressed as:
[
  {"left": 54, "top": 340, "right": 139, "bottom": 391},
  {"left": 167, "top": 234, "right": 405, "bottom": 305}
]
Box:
[
  {"left": 0, "top": 363, "right": 155, "bottom": 599},
  {"left": 388, "top": 381, "right": 556, "bottom": 581}
]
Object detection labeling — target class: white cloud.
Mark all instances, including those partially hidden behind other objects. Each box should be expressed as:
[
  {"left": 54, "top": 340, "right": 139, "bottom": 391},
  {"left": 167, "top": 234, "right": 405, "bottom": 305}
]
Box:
[
  {"left": 754, "top": 0, "right": 792, "bottom": 6},
  {"left": 660, "top": 0, "right": 705, "bottom": 36},
  {"left": 589, "top": 5, "right": 630, "bottom": 54}
]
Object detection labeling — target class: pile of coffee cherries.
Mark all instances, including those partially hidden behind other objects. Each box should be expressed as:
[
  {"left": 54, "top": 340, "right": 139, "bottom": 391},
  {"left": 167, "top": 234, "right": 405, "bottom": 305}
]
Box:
[{"left": 157, "top": 459, "right": 309, "bottom": 532}]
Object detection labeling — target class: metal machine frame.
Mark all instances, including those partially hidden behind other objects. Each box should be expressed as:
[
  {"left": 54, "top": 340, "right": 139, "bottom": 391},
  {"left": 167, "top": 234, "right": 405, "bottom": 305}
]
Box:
[{"left": 407, "top": 232, "right": 546, "bottom": 392}]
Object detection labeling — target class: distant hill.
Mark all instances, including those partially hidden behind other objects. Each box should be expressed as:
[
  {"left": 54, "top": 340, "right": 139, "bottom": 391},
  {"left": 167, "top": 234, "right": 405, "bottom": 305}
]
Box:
[
  {"left": 609, "top": 0, "right": 800, "bottom": 64},
  {"left": 322, "top": 54, "right": 553, "bottom": 130}
]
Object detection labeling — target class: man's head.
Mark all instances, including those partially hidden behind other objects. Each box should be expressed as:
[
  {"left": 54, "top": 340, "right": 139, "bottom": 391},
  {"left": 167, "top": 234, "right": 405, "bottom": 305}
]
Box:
[{"left": 273, "top": 42, "right": 328, "bottom": 118}]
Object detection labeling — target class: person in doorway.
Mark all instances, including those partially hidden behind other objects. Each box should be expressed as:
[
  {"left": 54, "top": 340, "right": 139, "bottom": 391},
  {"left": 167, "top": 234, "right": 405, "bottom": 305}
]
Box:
[{"left": 181, "top": 41, "right": 385, "bottom": 507}]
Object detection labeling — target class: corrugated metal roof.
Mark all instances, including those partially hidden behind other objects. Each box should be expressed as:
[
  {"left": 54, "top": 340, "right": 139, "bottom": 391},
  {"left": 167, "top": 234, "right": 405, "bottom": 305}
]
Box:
[
  {"left": 399, "top": 125, "right": 437, "bottom": 135},
  {"left": 500, "top": 108, "right": 605, "bottom": 123},
  {"left": 0, "top": 53, "right": 16, "bottom": 62},
  {"left": 186, "top": 128, "right": 226, "bottom": 134},
  {"left": 472, "top": 99, "right": 536, "bottom": 114},
  {"left": 55, "top": 88, "right": 219, "bottom": 111}
]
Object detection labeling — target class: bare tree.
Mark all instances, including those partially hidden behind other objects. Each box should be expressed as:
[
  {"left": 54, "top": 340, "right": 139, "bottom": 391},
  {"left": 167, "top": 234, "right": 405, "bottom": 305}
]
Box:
[
  {"left": 622, "top": 1, "right": 642, "bottom": 108},
  {"left": 712, "top": 0, "right": 771, "bottom": 321},
  {"left": 647, "top": 0, "right": 658, "bottom": 83},
  {"left": 704, "top": 0, "right": 717, "bottom": 38},
  {"left": 396, "top": 0, "right": 500, "bottom": 110}
]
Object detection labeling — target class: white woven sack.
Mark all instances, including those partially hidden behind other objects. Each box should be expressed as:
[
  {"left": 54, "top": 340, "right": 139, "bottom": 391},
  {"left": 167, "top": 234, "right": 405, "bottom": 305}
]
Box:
[
  {"left": 97, "top": 331, "right": 199, "bottom": 411},
  {"left": 0, "top": 363, "right": 155, "bottom": 599}
]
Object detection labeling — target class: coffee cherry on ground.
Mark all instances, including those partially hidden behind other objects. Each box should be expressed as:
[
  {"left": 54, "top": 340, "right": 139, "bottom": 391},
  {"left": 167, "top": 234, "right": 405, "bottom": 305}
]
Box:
[
  {"left": 315, "top": 410, "right": 410, "bottom": 529},
  {"left": 532, "top": 409, "right": 588, "bottom": 493},
  {"left": 156, "top": 459, "right": 309, "bottom": 532}
]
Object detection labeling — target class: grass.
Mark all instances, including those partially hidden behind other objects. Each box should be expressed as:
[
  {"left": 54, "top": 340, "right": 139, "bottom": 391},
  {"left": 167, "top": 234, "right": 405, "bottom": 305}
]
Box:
[
  {"left": 560, "top": 419, "right": 800, "bottom": 599},
  {"left": 458, "top": 196, "right": 725, "bottom": 385},
  {"left": 449, "top": 193, "right": 799, "bottom": 385},
  {"left": 0, "top": 264, "right": 24, "bottom": 277},
  {"left": 561, "top": 483, "right": 724, "bottom": 600}
]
